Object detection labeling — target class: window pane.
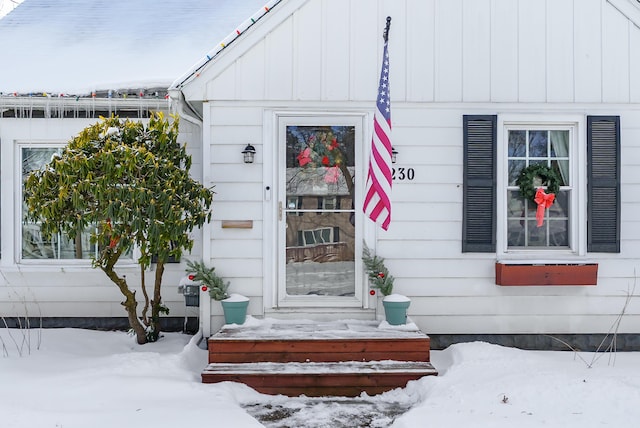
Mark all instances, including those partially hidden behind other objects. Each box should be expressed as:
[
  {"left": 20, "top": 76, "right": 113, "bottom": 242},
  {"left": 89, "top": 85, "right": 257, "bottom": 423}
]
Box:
[
  {"left": 285, "top": 125, "right": 356, "bottom": 296},
  {"left": 508, "top": 160, "right": 525, "bottom": 185},
  {"left": 549, "top": 130, "right": 569, "bottom": 158},
  {"left": 549, "top": 190, "right": 569, "bottom": 218},
  {"left": 286, "top": 125, "right": 355, "bottom": 199},
  {"left": 508, "top": 130, "right": 526, "bottom": 157},
  {"left": 507, "top": 220, "right": 526, "bottom": 246},
  {"left": 527, "top": 222, "right": 547, "bottom": 246},
  {"left": 528, "top": 130, "right": 548, "bottom": 157},
  {"left": 285, "top": 212, "right": 354, "bottom": 296},
  {"left": 549, "top": 220, "right": 569, "bottom": 246},
  {"left": 551, "top": 160, "right": 569, "bottom": 186},
  {"left": 22, "top": 147, "right": 99, "bottom": 260},
  {"left": 22, "top": 223, "right": 57, "bottom": 259},
  {"left": 507, "top": 190, "right": 524, "bottom": 217}
]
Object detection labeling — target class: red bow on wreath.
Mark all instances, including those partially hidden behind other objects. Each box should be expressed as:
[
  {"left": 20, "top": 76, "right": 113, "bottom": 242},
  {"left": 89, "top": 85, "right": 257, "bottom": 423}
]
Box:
[{"left": 534, "top": 188, "right": 555, "bottom": 227}]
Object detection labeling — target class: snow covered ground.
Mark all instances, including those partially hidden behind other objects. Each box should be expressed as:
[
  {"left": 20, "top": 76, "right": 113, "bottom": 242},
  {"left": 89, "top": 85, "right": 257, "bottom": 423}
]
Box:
[{"left": 2, "top": 325, "right": 640, "bottom": 428}]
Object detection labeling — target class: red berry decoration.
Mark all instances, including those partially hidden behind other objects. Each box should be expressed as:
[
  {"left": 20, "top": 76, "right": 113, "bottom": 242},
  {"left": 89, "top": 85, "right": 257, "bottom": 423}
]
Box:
[
  {"left": 378, "top": 272, "right": 385, "bottom": 278},
  {"left": 369, "top": 289, "right": 376, "bottom": 296},
  {"left": 201, "top": 286, "right": 208, "bottom": 292},
  {"left": 188, "top": 274, "right": 195, "bottom": 280}
]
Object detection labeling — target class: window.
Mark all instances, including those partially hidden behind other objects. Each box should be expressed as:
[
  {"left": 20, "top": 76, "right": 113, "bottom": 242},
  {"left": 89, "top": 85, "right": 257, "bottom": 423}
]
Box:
[
  {"left": 21, "top": 147, "right": 98, "bottom": 260},
  {"left": 320, "top": 196, "right": 340, "bottom": 210},
  {"left": 301, "top": 227, "right": 334, "bottom": 246},
  {"left": 505, "top": 127, "right": 572, "bottom": 249},
  {"left": 462, "top": 115, "right": 620, "bottom": 255}
]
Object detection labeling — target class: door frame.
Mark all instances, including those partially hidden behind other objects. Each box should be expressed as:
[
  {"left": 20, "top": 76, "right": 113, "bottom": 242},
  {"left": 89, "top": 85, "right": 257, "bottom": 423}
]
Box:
[{"left": 263, "top": 110, "right": 375, "bottom": 310}]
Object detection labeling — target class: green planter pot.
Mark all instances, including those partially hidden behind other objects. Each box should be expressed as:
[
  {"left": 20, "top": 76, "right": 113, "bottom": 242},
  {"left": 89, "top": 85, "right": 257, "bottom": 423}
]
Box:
[
  {"left": 220, "top": 294, "right": 249, "bottom": 325},
  {"left": 382, "top": 295, "right": 411, "bottom": 325}
]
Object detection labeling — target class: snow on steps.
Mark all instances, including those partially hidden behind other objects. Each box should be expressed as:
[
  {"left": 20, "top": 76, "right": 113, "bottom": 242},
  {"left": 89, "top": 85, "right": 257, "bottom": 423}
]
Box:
[{"left": 201, "top": 319, "right": 438, "bottom": 397}]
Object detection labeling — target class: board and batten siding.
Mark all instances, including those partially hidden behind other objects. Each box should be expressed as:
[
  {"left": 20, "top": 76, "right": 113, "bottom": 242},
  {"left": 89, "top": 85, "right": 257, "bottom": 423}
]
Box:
[
  {"left": 192, "top": 0, "right": 640, "bottom": 334},
  {"left": 200, "top": 0, "right": 640, "bottom": 104}
]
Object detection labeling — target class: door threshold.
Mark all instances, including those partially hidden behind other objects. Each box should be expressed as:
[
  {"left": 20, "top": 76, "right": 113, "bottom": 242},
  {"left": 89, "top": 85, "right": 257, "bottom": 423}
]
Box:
[{"left": 264, "top": 307, "right": 376, "bottom": 322}]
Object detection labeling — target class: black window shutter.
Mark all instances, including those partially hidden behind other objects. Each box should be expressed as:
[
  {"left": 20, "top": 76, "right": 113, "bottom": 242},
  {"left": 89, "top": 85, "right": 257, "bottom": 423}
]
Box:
[
  {"left": 462, "top": 115, "right": 497, "bottom": 252},
  {"left": 587, "top": 116, "right": 620, "bottom": 253}
]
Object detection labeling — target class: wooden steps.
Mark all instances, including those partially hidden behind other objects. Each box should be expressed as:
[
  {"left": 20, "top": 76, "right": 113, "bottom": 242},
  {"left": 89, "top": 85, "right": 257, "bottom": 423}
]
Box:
[
  {"left": 202, "top": 361, "right": 437, "bottom": 397},
  {"left": 201, "top": 320, "right": 438, "bottom": 397}
]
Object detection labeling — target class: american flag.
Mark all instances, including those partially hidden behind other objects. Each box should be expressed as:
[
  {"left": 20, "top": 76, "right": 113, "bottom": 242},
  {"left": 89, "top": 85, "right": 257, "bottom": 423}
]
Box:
[{"left": 363, "top": 20, "right": 393, "bottom": 230}]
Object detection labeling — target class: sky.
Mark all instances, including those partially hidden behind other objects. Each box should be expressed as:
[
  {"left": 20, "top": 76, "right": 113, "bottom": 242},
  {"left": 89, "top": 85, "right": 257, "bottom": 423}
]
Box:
[{"left": 2, "top": 322, "right": 640, "bottom": 428}]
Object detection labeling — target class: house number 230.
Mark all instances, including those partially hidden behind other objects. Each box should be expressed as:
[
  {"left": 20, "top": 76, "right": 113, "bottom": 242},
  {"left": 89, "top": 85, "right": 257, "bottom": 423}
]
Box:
[{"left": 392, "top": 167, "right": 415, "bottom": 181}]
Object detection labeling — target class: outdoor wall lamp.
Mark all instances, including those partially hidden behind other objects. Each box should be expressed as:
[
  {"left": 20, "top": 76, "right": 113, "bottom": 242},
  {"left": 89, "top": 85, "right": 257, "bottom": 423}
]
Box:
[
  {"left": 391, "top": 147, "right": 398, "bottom": 164},
  {"left": 242, "top": 144, "right": 256, "bottom": 164}
]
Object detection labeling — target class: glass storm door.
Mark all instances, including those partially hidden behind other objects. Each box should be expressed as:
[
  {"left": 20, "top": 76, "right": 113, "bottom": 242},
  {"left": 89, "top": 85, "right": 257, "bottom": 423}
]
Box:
[{"left": 278, "top": 120, "right": 362, "bottom": 307}]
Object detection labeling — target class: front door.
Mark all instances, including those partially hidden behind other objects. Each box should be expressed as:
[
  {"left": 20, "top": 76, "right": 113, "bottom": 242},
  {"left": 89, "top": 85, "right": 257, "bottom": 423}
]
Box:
[{"left": 277, "top": 115, "right": 366, "bottom": 308}]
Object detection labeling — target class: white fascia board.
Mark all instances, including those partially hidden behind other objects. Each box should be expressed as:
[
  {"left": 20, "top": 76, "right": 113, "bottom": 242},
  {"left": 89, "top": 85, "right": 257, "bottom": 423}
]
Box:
[
  {"left": 607, "top": 0, "right": 640, "bottom": 28},
  {"left": 176, "top": 0, "right": 310, "bottom": 103}
]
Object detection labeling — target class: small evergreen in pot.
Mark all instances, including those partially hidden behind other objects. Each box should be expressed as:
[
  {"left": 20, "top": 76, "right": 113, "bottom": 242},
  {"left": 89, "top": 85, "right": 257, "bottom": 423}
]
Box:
[
  {"left": 185, "top": 260, "right": 248, "bottom": 325},
  {"left": 363, "top": 244, "right": 410, "bottom": 325}
]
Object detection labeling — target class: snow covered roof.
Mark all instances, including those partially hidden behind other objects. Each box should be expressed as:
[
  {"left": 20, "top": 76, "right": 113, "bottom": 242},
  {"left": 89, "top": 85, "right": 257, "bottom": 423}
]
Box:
[{"left": 0, "top": 0, "right": 272, "bottom": 95}]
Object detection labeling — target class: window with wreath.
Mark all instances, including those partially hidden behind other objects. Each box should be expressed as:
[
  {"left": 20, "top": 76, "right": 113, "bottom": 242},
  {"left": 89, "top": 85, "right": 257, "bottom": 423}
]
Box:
[
  {"left": 506, "top": 127, "right": 571, "bottom": 249},
  {"left": 462, "top": 115, "right": 620, "bottom": 254}
]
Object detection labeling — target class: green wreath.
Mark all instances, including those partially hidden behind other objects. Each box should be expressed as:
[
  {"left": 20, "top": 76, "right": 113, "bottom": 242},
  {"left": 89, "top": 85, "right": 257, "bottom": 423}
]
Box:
[{"left": 515, "top": 163, "right": 561, "bottom": 202}]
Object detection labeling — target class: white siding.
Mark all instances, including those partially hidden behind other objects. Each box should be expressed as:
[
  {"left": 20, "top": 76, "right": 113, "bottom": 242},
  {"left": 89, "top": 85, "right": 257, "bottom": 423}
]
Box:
[
  {"left": 190, "top": 0, "right": 640, "bottom": 335},
  {"left": 0, "top": 116, "right": 205, "bottom": 319},
  {"left": 201, "top": 99, "right": 640, "bottom": 335},
  {"left": 206, "top": 104, "right": 265, "bottom": 321}
]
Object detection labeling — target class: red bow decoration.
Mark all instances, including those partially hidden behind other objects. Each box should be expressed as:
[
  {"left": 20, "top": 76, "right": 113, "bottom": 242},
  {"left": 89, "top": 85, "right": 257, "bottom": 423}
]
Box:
[{"left": 534, "top": 187, "right": 555, "bottom": 227}]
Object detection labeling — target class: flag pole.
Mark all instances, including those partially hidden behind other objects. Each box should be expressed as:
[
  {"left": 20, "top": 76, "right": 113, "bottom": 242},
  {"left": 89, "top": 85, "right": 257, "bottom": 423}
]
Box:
[
  {"left": 384, "top": 16, "right": 391, "bottom": 43},
  {"left": 363, "top": 16, "right": 394, "bottom": 231}
]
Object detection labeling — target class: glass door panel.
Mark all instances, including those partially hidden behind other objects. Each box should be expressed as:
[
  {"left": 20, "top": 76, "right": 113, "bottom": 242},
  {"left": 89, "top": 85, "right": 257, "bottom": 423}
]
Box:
[{"left": 284, "top": 125, "right": 356, "bottom": 298}]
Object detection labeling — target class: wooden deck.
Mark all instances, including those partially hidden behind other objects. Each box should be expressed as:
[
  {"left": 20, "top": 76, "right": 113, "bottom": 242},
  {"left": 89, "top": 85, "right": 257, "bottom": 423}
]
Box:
[{"left": 202, "top": 320, "right": 437, "bottom": 397}]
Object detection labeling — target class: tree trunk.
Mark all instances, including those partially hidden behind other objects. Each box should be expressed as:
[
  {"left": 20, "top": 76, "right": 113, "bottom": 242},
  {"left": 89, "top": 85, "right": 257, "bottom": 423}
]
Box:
[
  {"left": 100, "top": 252, "right": 147, "bottom": 344},
  {"left": 148, "top": 261, "right": 166, "bottom": 342}
]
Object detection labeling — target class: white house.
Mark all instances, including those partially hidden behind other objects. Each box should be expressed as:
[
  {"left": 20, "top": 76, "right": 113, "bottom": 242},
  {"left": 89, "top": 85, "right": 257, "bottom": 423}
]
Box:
[
  {"left": 3, "top": 0, "right": 640, "bottom": 349},
  {"left": 0, "top": 0, "right": 270, "bottom": 331},
  {"left": 169, "top": 0, "right": 640, "bottom": 348}
]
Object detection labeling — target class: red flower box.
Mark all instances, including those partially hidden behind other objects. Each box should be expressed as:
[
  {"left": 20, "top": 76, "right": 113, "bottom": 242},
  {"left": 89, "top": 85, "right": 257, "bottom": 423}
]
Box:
[{"left": 495, "top": 262, "right": 598, "bottom": 286}]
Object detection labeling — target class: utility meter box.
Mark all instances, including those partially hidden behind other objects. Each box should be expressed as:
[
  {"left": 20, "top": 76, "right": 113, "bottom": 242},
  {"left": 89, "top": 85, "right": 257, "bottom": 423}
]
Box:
[{"left": 178, "top": 275, "right": 200, "bottom": 307}]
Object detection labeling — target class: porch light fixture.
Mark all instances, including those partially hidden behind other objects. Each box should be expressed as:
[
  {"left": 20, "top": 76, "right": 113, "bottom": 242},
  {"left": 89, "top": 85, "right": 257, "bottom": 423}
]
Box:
[
  {"left": 391, "top": 147, "right": 398, "bottom": 164},
  {"left": 242, "top": 144, "right": 256, "bottom": 163}
]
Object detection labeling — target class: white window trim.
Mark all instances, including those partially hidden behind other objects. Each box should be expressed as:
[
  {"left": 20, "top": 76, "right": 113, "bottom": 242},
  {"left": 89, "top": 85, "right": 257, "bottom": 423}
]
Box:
[{"left": 496, "top": 114, "right": 587, "bottom": 260}]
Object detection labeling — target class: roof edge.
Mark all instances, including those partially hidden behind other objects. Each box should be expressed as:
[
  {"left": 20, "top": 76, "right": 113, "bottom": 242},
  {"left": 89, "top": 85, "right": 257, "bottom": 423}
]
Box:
[
  {"left": 607, "top": 0, "right": 640, "bottom": 28},
  {"left": 169, "top": 0, "right": 283, "bottom": 90}
]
